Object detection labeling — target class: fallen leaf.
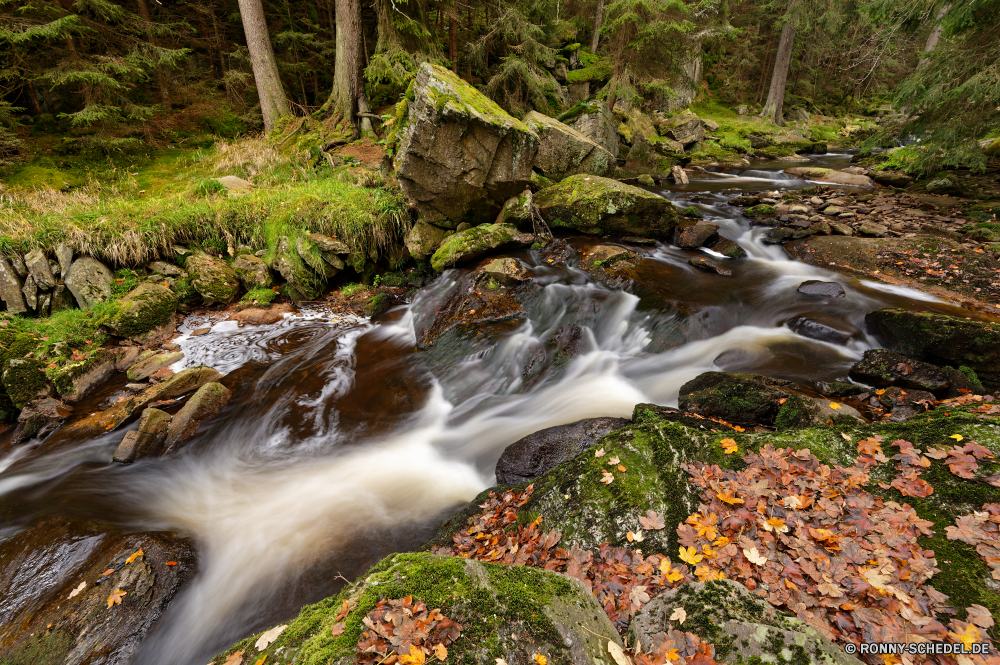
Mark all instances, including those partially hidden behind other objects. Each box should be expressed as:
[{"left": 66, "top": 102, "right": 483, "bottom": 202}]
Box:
[
  {"left": 617, "top": 464, "right": 627, "bottom": 472},
  {"left": 165, "top": 561, "right": 177, "bottom": 566},
  {"left": 629, "top": 585, "right": 650, "bottom": 607},
  {"left": 334, "top": 598, "right": 352, "bottom": 621},
  {"left": 534, "top": 655, "right": 548, "bottom": 665},
  {"left": 716, "top": 490, "right": 744, "bottom": 505},
  {"left": 829, "top": 402, "right": 841, "bottom": 410},
  {"left": 966, "top": 604, "right": 995, "bottom": 629},
  {"left": 400, "top": 645, "right": 427, "bottom": 665},
  {"left": 107, "top": 589, "right": 126, "bottom": 608},
  {"left": 496, "top": 660, "right": 509, "bottom": 665},
  {"left": 950, "top": 434, "right": 965, "bottom": 442},
  {"left": 743, "top": 547, "right": 768, "bottom": 566},
  {"left": 255, "top": 624, "right": 287, "bottom": 651},
  {"left": 330, "top": 622, "right": 345, "bottom": 636},
  {"left": 126, "top": 549, "right": 143, "bottom": 564},
  {"left": 669, "top": 607, "right": 687, "bottom": 624},
  {"left": 720, "top": 438, "right": 738, "bottom": 454},
  {"left": 626, "top": 529, "right": 644, "bottom": 543},
  {"left": 679, "top": 546, "right": 704, "bottom": 565},
  {"left": 102, "top": 569, "right": 115, "bottom": 576},
  {"left": 607, "top": 640, "right": 632, "bottom": 665},
  {"left": 223, "top": 651, "right": 245, "bottom": 665},
  {"left": 609, "top": 456, "right": 621, "bottom": 465},
  {"left": 638, "top": 510, "right": 666, "bottom": 531},
  {"left": 254, "top": 657, "right": 267, "bottom": 665},
  {"left": 433, "top": 643, "right": 448, "bottom": 661},
  {"left": 948, "top": 622, "right": 980, "bottom": 650},
  {"left": 840, "top": 432, "right": 852, "bottom": 441},
  {"left": 594, "top": 448, "right": 605, "bottom": 458},
  {"left": 600, "top": 471, "right": 614, "bottom": 485},
  {"left": 68, "top": 582, "right": 86, "bottom": 599}
]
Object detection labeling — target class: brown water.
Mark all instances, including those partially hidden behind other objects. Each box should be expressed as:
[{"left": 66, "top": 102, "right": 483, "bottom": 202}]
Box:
[{"left": 0, "top": 155, "right": 988, "bottom": 665}]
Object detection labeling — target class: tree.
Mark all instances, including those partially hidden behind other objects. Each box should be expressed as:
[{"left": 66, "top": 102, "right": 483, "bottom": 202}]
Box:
[
  {"left": 591, "top": 0, "right": 605, "bottom": 53},
  {"left": 237, "top": 0, "right": 290, "bottom": 131},
  {"left": 323, "top": 0, "right": 374, "bottom": 134},
  {"left": 760, "top": 0, "right": 799, "bottom": 124}
]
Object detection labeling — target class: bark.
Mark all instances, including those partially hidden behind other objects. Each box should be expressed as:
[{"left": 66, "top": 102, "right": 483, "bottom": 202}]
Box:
[
  {"left": 449, "top": 0, "right": 458, "bottom": 73},
  {"left": 761, "top": 0, "right": 797, "bottom": 125},
  {"left": 136, "top": 0, "right": 169, "bottom": 105},
  {"left": 328, "top": 0, "right": 373, "bottom": 134},
  {"left": 238, "top": 0, "right": 290, "bottom": 131},
  {"left": 922, "top": 4, "right": 950, "bottom": 57},
  {"left": 591, "top": 0, "right": 604, "bottom": 53}
]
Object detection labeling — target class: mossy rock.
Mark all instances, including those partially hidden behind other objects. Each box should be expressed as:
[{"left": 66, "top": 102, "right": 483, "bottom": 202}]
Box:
[
  {"left": 275, "top": 236, "right": 324, "bottom": 302},
  {"left": 210, "top": 552, "right": 622, "bottom": 665},
  {"left": 0, "top": 324, "right": 39, "bottom": 420},
  {"left": 430, "top": 223, "right": 532, "bottom": 273},
  {"left": 532, "top": 174, "right": 678, "bottom": 239},
  {"left": 185, "top": 252, "right": 240, "bottom": 305},
  {"left": 102, "top": 283, "right": 177, "bottom": 341},
  {"left": 678, "top": 372, "right": 793, "bottom": 428},
  {"left": 48, "top": 348, "right": 116, "bottom": 401},
  {"left": 743, "top": 204, "right": 776, "bottom": 219},
  {"left": 2, "top": 358, "right": 52, "bottom": 410}
]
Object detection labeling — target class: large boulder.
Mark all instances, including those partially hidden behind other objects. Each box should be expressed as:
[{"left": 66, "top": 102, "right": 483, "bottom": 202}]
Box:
[
  {"left": 2, "top": 358, "right": 52, "bottom": 409},
  {"left": 395, "top": 63, "right": 540, "bottom": 228},
  {"left": 495, "top": 416, "right": 631, "bottom": 485},
  {"left": 532, "top": 174, "right": 678, "bottom": 238},
  {"left": 524, "top": 110, "right": 614, "bottom": 180},
  {"left": 0, "top": 257, "right": 27, "bottom": 313},
  {"left": 12, "top": 397, "right": 73, "bottom": 444},
  {"left": 430, "top": 223, "right": 533, "bottom": 273},
  {"left": 865, "top": 308, "right": 1000, "bottom": 391},
  {"left": 24, "top": 248, "right": 57, "bottom": 289},
  {"left": 404, "top": 219, "right": 453, "bottom": 261},
  {"left": 64, "top": 256, "right": 113, "bottom": 308},
  {"left": 848, "top": 349, "right": 952, "bottom": 394},
  {"left": 185, "top": 252, "right": 240, "bottom": 304},
  {"left": 656, "top": 109, "right": 704, "bottom": 146},
  {"left": 784, "top": 167, "right": 874, "bottom": 188},
  {"left": 564, "top": 101, "right": 620, "bottom": 158},
  {"left": 275, "top": 237, "right": 323, "bottom": 302},
  {"left": 163, "top": 381, "right": 232, "bottom": 452},
  {"left": 678, "top": 372, "right": 792, "bottom": 428},
  {"left": 233, "top": 253, "right": 273, "bottom": 290},
  {"left": 103, "top": 283, "right": 178, "bottom": 341}
]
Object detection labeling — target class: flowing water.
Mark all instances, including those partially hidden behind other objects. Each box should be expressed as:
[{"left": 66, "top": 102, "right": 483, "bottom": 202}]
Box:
[{"left": 0, "top": 155, "right": 986, "bottom": 664}]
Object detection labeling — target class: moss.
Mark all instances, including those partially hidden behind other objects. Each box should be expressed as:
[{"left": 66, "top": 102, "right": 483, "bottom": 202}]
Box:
[
  {"left": 680, "top": 206, "right": 704, "bottom": 219},
  {"left": 240, "top": 288, "right": 277, "bottom": 306},
  {"left": 774, "top": 394, "right": 813, "bottom": 431},
  {"left": 364, "top": 292, "right": 391, "bottom": 316},
  {"left": 744, "top": 204, "right": 777, "bottom": 218},
  {"left": 5, "top": 165, "right": 83, "bottom": 191},
  {"left": 101, "top": 283, "right": 178, "bottom": 339},
  {"left": 374, "top": 272, "right": 406, "bottom": 288},
  {"left": 194, "top": 178, "right": 226, "bottom": 196},
  {"left": 1, "top": 358, "right": 50, "bottom": 409},
  {"left": 555, "top": 103, "right": 596, "bottom": 124},
  {"left": 958, "top": 365, "right": 986, "bottom": 392},
  {"left": 430, "top": 223, "right": 518, "bottom": 273},
  {"left": 0, "top": 629, "right": 75, "bottom": 665},
  {"left": 48, "top": 348, "right": 112, "bottom": 397}
]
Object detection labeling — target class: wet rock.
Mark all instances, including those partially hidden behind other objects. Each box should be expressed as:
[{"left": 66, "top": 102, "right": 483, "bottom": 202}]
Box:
[
  {"left": 678, "top": 372, "right": 793, "bottom": 427},
  {"left": 672, "top": 164, "right": 689, "bottom": 185},
  {"left": 185, "top": 252, "right": 240, "bottom": 304},
  {"left": 2, "top": 358, "right": 52, "bottom": 409},
  {"left": 0, "top": 257, "right": 27, "bottom": 314},
  {"left": 395, "top": 63, "right": 539, "bottom": 228},
  {"left": 232, "top": 253, "right": 272, "bottom": 290},
  {"left": 707, "top": 237, "right": 746, "bottom": 259},
  {"left": 583, "top": 244, "right": 635, "bottom": 269},
  {"left": 113, "top": 407, "right": 171, "bottom": 462},
  {"left": 728, "top": 194, "right": 761, "bottom": 207},
  {"left": 127, "top": 350, "right": 184, "bottom": 382},
  {"left": 848, "top": 348, "right": 952, "bottom": 394},
  {"left": 495, "top": 416, "right": 631, "bottom": 485},
  {"left": 228, "top": 302, "right": 296, "bottom": 326},
  {"left": 103, "top": 282, "right": 178, "bottom": 342},
  {"left": 828, "top": 221, "right": 853, "bottom": 236},
  {"left": 658, "top": 110, "right": 704, "bottom": 145},
  {"left": 430, "top": 223, "right": 533, "bottom": 273},
  {"left": 565, "top": 100, "right": 620, "bottom": 158},
  {"left": 524, "top": 110, "right": 614, "bottom": 180},
  {"left": 630, "top": 580, "right": 863, "bottom": 665},
  {"left": 925, "top": 177, "right": 964, "bottom": 196},
  {"left": 12, "top": 397, "right": 73, "bottom": 444},
  {"left": 784, "top": 167, "right": 874, "bottom": 188},
  {"left": 813, "top": 380, "right": 869, "bottom": 398},
  {"left": 762, "top": 227, "right": 795, "bottom": 244},
  {"left": 0, "top": 518, "right": 194, "bottom": 665},
  {"left": 872, "top": 171, "right": 913, "bottom": 188},
  {"left": 50, "top": 284, "right": 76, "bottom": 314},
  {"left": 275, "top": 236, "right": 323, "bottom": 302},
  {"left": 877, "top": 386, "right": 936, "bottom": 422},
  {"left": 163, "top": 381, "right": 232, "bottom": 452},
  {"left": 675, "top": 221, "right": 719, "bottom": 248},
  {"left": 533, "top": 174, "right": 678, "bottom": 239},
  {"left": 64, "top": 256, "right": 114, "bottom": 308},
  {"left": 744, "top": 204, "right": 776, "bottom": 219},
  {"left": 50, "top": 349, "right": 116, "bottom": 402},
  {"left": 24, "top": 248, "right": 57, "bottom": 289},
  {"left": 797, "top": 280, "right": 845, "bottom": 298},
  {"left": 688, "top": 256, "right": 732, "bottom": 276},
  {"left": 404, "top": 220, "right": 453, "bottom": 261},
  {"left": 774, "top": 394, "right": 863, "bottom": 429},
  {"left": 786, "top": 316, "right": 853, "bottom": 344},
  {"left": 115, "top": 346, "right": 141, "bottom": 372},
  {"left": 480, "top": 257, "right": 530, "bottom": 286}
]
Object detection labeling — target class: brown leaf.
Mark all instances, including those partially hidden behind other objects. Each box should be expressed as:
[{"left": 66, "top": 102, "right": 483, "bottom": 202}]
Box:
[
  {"left": 223, "top": 650, "right": 245, "bottom": 665},
  {"left": 638, "top": 510, "right": 666, "bottom": 531}
]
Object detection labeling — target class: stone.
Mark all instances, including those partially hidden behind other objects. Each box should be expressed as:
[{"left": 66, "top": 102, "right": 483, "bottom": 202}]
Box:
[
  {"left": 0, "top": 257, "right": 27, "bottom": 313},
  {"left": 524, "top": 110, "right": 615, "bottom": 180},
  {"left": 480, "top": 257, "right": 531, "bottom": 286},
  {"left": 21, "top": 274, "right": 38, "bottom": 310},
  {"left": 797, "top": 280, "right": 845, "bottom": 298},
  {"left": 275, "top": 236, "right": 323, "bottom": 301},
  {"left": 227, "top": 302, "right": 296, "bottom": 326},
  {"left": 657, "top": 110, "right": 703, "bottom": 145},
  {"left": 848, "top": 348, "right": 952, "bottom": 394},
  {"left": 113, "top": 407, "right": 171, "bottom": 462},
  {"left": 127, "top": 350, "right": 184, "bottom": 382},
  {"left": 12, "top": 397, "right": 73, "bottom": 444},
  {"left": 622, "top": 135, "right": 677, "bottom": 178},
  {"left": 688, "top": 256, "right": 732, "bottom": 276},
  {"left": 24, "top": 248, "right": 57, "bottom": 289},
  {"left": 871, "top": 170, "right": 913, "bottom": 188},
  {"left": 49, "top": 349, "right": 116, "bottom": 402},
  {"left": 671, "top": 164, "right": 689, "bottom": 185},
  {"left": 35, "top": 290, "right": 51, "bottom": 317},
  {"left": 430, "top": 223, "right": 533, "bottom": 273},
  {"left": 103, "top": 283, "right": 178, "bottom": 342},
  {"left": 148, "top": 260, "right": 184, "bottom": 276},
  {"left": 306, "top": 232, "right": 350, "bottom": 254},
  {"left": 679, "top": 372, "right": 794, "bottom": 428},
  {"left": 163, "top": 381, "right": 232, "bottom": 452},
  {"left": 395, "top": 63, "right": 539, "bottom": 228},
  {"left": 774, "top": 394, "right": 863, "bottom": 429},
  {"left": 532, "top": 174, "right": 678, "bottom": 238},
  {"left": 404, "top": 220, "right": 452, "bottom": 261},
  {"left": 735, "top": 105, "right": 749, "bottom": 115},
  {"left": 50, "top": 284, "right": 76, "bottom": 313},
  {"left": 707, "top": 236, "right": 746, "bottom": 259},
  {"left": 786, "top": 317, "right": 853, "bottom": 344},
  {"left": 2, "top": 358, "right": 52, "bottom": 409},
  {"left": 185, "top": 252, "right": 240, "bottom": 304},
  {"left": 925, "top": 176, "right": 964, "bottom": 196},
  {"left": 784, "top": 167, "right": 874, "bottom": 188},
  {"left": 495, "top": 417, "right": 631, "bottom": 485},
  {"left": 630, "top": 580, "right": 863, "bottom": 665},
  {"left": 857, "top": 220, "right": 890, "bottom": 237},
  {"left": 296, "top": 235, "right": 339, "bottom": 278},
  {"left": 64, "top": 256, "right": 114, "bottom": 308},
  {"left": 233, "top": 253, "right": 273, "bottom": 289},
  {"left": 703, "top": 118, "right": 720, "bottom": 132},
  {"left": 877, "top": 386, "right": 936, "bottom": 422},
  {"left": 828, "top": 221, "right": 854, "bottom": 236},
  {"left": 9, "top": 254, "right": 27, "bottom": 277},
  {"left": 214, "top": 175, "right": 254, "bottom": 192},
  {"left": 637, "top": 174, "right": 655, "bottom": 186},
  {"left": 565, "top": 101, "right": 620, "bottom": 158},
  {"left": 55, "top": 243, "right": 74, "bottom": 276},
  {"left": 676, "top": 221, "right": 719, "bottom": 248}
]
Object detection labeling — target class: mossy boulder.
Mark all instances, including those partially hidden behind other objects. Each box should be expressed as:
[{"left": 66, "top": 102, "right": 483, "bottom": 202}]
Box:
[
  {"left": 743, "top": 204, "right": 777, "bottom": 219},
  {"left": 275, "top": 236, "right": 324, "bottom": 302},
  {"left": 678, "top": 372, "right": 793, "bottom": 428},
  {"left": 63, "top": 256, "right": 114, "bottom": 309},
  {"left": 622, "top": 136, "right": 680, "bottom": 178},
  {"left": 532, "top": 174, "right": 678, "bottom": 238},
  {"left": 185, "top": 252, "right": 240, "bottom": 304},
  {"left": 233, "top": 254, "right": 273, "bottom": 289},
  {"left": 430, "top": 223, "right": 533, "bottom": 272},
  {"left": 524, "top": 110, "right": 615, "bottom": 180},
  {"left": 163, "top": 381, "right": 231, "bottom": 452},
  {"left": 102, "top": 283, "right": 177, "bottom": 341},
  {"left": 2, "top": 358, "right": 52, "bottom": 410},
  {"left": 48, "top": 348, "right": 116, "bottom": 402},
  {"left": 126, "top": 349, "right": 183, "bottom": 382},
  {"left": 848, "top": 348, "right": 952, "bottom": 395},
  {"left": 784, "top": 167, "right": 874, "bottom": 188},
  {"left": 395, "top": 63, "right": 540, "bottom": 228},
  {"left": 404, "top": 219, "right": 453, "bottom": 261},
  {"left": 211, "top": 552, "right": 621, "bottom": 665},
  {"left": 865, "top": 308, "right": 1000, "bottom": 391},
  {"left": 564, "top": 101, "right": 620, "bottom": 158}
]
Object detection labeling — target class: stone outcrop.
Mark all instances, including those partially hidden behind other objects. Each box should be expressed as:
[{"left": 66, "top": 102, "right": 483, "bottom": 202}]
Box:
[
  {"left": 565, "top": 101, "right": 620, "bottom": 158},
  {"left": 430, "top": 223, "right": 533, "bottom": 272},
  {"left": 0, "top": 257, "right": 27, "bottom": 313},
  {"left": 64, "top": 256, "right": 114, "bottom": 308},
  {"left": 233, "top": 254, "right": 272, "bottom": 289},
  {"left": 404, "top": 220, "right": 453, "bottom": 261},
  {"left": 524, "top": 110, "right": 614, "bottom": 180}
]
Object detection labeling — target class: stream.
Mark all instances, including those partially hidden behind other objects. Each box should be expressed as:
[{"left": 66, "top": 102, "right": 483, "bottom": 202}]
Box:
[{"left": 0, "top": 154, "right": 982, "bottom": 665}]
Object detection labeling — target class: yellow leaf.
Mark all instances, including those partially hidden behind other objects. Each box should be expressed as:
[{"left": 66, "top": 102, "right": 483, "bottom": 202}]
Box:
[
  {"left": 433, "top": 643, "right": 448, "bottom": 661},
  {"left": 665, "top": 649, "right": 680, "bottom": 661},
  {"left": 875, "top": 389, "right": 886, "bottom": 395},
  {"left": 716, "top": 490, "right": 744, "bottom": 505},
  {"left": 948, "top": 623, "right": 980, "bottom": 650},
  {"left": 712, "top": 535, "right": 730, "bottom": 548},
  {"left": 106, "top": 589, "right": 126, "bottom": 608},
  {"left": 400, "top": 645, "right": 427, "bottom": 665},
  {"left": 950, "top": 434, "right": 964, "bottom": 442},
  {"left": 829, "top": 402, "right": 841, "bottom": 410},
  {"left": 534, "top": 655, "right": 548, "bottom": 665},
  {"left": 607, "top": 641, "right": 632, "bottom": 665},
  {"left": 125, "top": 549, "right": 143, "bottom": 564},
  {"left": 254, "top": 656, "right": 267, "bottom": 665},
  {"left": 679, "top": 546, "right": 703, "bottom": 565},
  {"left": 720, "top": 438, "right": 738, "bottom": 454},
  {"left": 609, "top": 456, "right": 621, "bottom": 465},
  {"left": 733, "top": 425, "right": 745, "bottom": 432},
  {"left": 763, "top": 517, "right": 789, "bottom": 533}
]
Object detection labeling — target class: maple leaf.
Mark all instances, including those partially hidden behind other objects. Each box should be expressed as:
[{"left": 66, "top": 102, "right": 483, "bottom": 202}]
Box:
[
  {"left": 762, "top": 517, "right": 789, "bottom": 533},
  {"left": 594, "top": 448, "right": 605, "bottom": 458},
  {"left": 890, "top": 472, "right": 934, "bottom": 498},
  {"left": 600, "top": 471, "right": 615, "bottom": 485},
  {"left": 782, "top": 495, "right": 803, "bottom": 509},
  {"left": 659, "top": 559, "right": 683, "bottom": 583},
  {"left": 638, "top": 510, "right": 666, "bottom": 531},
  {"left": 330, "top": 622, "right": 345, "bottom": 636},
  {"left": 857, "top": 438, "right": 883, "bottom": 457},
  {"left": 743, "top": 547, "right": 768, "bottom": 566},
  {"left": 966, "top": 604, "right": 995, "bottom": 629},
  {"left": 399, "top": 645, "right": 427, "bottom": 665},
  {"left": 106, "top": 589, "right": 126, "bottom": 608},
  {"left": 630, "top": 585, "right": 651, "bottom": 608},
  {"left": 720, "top": 438, "right": 738, "bottom": 454},
  {"left": 433, "top": 643, "right": 448, "bottom": 661},
  {"left": 669, "top": 607, "right": 686, "bottom": 624},
  {"left": 925, "top": 447, "right": 949, "bottom": 459},
  {"left": 679, "top": 546, "right": 704, "bottom": 565},
  {"left": 126, "top": 549, "right": 143, "bottom": 564},
  {"left": 534, "top": 655, "right": 548, "bottom": 665},
  {"left": 609, "top": 456, "right": 621, "bottom": 465},
  {"left": 223, "top": 651, "right": 245, "bottom": 665},
  {"left": 948, "top": 622, "right": 981, "bottom": 650},
  {"left": 716, "top": 490, "right": 744, "bottom": 505},
  {"left": 255, "top": 624, "right": 287, "bottom": 651},
  {"left": 817, "top": 582, "right": 845, "bottom": 597},
  {"left": 68, "top": 582, "right": 86, "bottom": 599},
  {"left": 334, "top": 598, "right": 352, "bottom": 622}
]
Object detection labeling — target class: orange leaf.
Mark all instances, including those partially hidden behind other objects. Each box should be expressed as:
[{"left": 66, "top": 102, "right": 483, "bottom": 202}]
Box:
[
  {"left": 534, "top": 655, "right": 548, "bottom": 665},
  {"left": 720, "top": 438, "right": 738, "bottom": 454},
  {"left": 126, "top": 549, "right": 143, "bottom": 564},
  {"left": 106, "top": 589, "right": 126, "bottom": 608},
  {"left": 102, "top": 569, "right": 115, "bottom": 576},
  {"left": 165, "top": 561, "right": 177, "bottom": 566},
  {"left": 433, "top": 643, "right": 448, "bottom": 661},
  {"left": 716, "top": 490, "right": 744, "bottom": 505}
]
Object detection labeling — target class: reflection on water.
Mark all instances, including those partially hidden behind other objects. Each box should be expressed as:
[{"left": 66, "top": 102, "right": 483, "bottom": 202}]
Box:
[{"left": 0, "top": 153, "right": 991, "bottom": 665}]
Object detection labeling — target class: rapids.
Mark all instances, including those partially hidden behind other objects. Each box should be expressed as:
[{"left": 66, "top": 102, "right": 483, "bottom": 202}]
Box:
[{"left": 0, "top": 154, "right": 982, "bottom": 665}]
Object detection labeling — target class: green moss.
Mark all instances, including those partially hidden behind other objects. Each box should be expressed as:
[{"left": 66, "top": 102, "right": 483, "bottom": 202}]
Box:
[
  {"left": 240, "top": 288, "right": 277, "bottom": 306},
  {"left": 680, "top": 206, "right": 704, "bottom": 219},
  {"left": 194, "top": 178, "right": 226, "bottom": 196},
  {"left": 430, "top": 223, "right": 518, "bottom": 272},
  {"left": 556, "top": 103, "right": 597, "bottom": 124},
  {"left": 774, "top": 394, "right": 813, "bottom": 431},
  {"left": 0, "top": 629, "right": 75, "bottom": 665},
  {"left": 1, "top": 358, "right": 50, "bottom": 409},
  {"left": 5, "top": 165, "right": 83, "bottom": 191},
  {"left": 101, "top": 283, "right": 177, "bottom": 339},
  {"left": 340, "top": 282, "right": 366, "bottom": 297},
  {"left": 958, "top": 365, "right": 986, "bottom": 392},
  {"left": 744, "top": 204, "right": 777, "bottom": 218},
  {"left": 364, "top": 292, "right": 391, "bottom": 316}
]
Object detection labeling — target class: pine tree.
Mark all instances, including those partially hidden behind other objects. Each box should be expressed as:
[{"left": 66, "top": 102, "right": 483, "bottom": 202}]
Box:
[{"left": 237, "top": 0, "right": 291, "bottom": 131}]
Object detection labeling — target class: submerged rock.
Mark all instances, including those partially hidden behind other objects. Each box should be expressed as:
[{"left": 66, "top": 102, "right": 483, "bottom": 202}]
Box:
[
  {"left": 524, "top": 110, "right": 614, "bottom": 180},
  {"left": 64, "top": 256, "right": 114, "bottom": 308},
  {"left": 495, "top": 416, "right": 631, "bottom": 485},
  {"left": 395, "top": 63, "right": 539, "bottom": 228},
  {"left": 688, "top": 256, "right": 732, "bottom": 276},
  {"left": 127, "top": 350, "right": 184, "bottom": 382},
  {"left": 797, "top": 280, "right": 845, "bottom": 298},
  {"left": 786, "top": 317, "right": 853, "bottom": 345},
  {"left": 675, "top": 221, "right": 719, "bottom": 248},
  {"left": 430, "top": 223, "right": 533, "bottom": 272}
]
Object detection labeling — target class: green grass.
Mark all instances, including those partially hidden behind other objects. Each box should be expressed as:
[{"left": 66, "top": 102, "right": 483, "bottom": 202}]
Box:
[
  {"left": 240, "top": 287, "right": 277, "bottom": 306},
  {"left": 339, "top": 282, "right": 367, "bottom": 296}
]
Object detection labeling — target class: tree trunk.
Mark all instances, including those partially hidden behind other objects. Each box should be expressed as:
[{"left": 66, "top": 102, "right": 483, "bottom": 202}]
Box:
[
  {"left": 760, "top": 0, "right": 797, "bottom": 125},
  {"left": 137, "top": 0, "right": 170, "bottom": 105},
  {"left": 590, "top": 0, "right": 604, "bottom": 53},
  {"left": 238, "top": 0, "right": 290, "bottom": 131},
  {"left": 466, "top": 2, "right": 472, "bottom": 79},
  {"left": 328, "top": 0, "right": 373, "bottom": 134},
  {"left": 922, "top": 4, "right": 950, "bottom": 57},
  {"left": 449, "top": 0, "right": 458, "bottom": 73}
]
